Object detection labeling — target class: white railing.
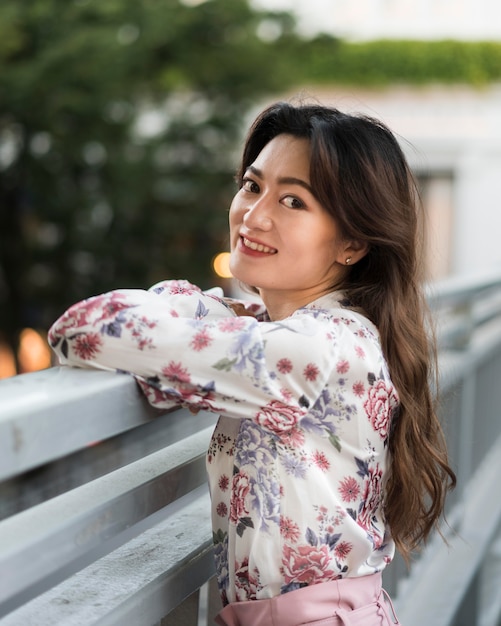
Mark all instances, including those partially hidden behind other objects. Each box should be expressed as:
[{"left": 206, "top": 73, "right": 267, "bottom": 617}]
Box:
[{"left": 2, "top": 269, "right": 501, "bottom": 625}]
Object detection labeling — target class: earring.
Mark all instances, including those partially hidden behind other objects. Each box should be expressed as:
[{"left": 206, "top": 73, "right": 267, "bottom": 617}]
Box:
[{"left": 345, "top": 257, "right": 352, "bottom": 265}]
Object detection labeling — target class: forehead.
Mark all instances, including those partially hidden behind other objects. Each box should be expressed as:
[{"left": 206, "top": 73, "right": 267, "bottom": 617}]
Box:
[{"left": 251, "top": 134, "right": 311, "bottom": 177}]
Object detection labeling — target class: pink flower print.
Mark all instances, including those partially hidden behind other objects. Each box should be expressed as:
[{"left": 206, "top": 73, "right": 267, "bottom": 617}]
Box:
[
  {"left": 234, "top": 558, "right": 261, "bottom": 601},
  {"left": 73, "top": 332, "right": 103, "bottom": 360},
  {"left": 334, "top": 541, "right": 353, "bottom": 560},
  {"left": 282, "top": 544, "right": 335, "bottom": 585},
  {"left": 352, "top": 381, "right": 365, "bottom": 397},
  {"left": 355, "top": 345, "right": 365, "bottom": 358},
  {"left": 190, "top": 328, "right": 213, "bottom": 351},
  {"left": 314, "top": 505, "right": 328, "bottom": 525},
  {"left": 358, "top": 464, "right": 383, "bottom": 532},
  {"left": 161, "top": 361, "right": 191, "bottom": 383},
  {"left": 279, "top": 426, "right": 305, "bottom": 448},
  {"left": 95, "top": 297, "right": 132, "bottom": 322},
  {"left": 219, "top": 475, "right": 230, "bottom": 491},
  {"left": 364, "top": 380, "right": 398, "bottom": 439},
  {"left": 56, "top": 306, "right": 85, "bottom": 333},
  {"left": 167, "top": 280, "right": 200, "bottom": 295},
  {"left": 303, "top": 363, "right": 319, "bottom": 381},
  {"left": 312, "top": 450, "right": 330, "bottom": 472},
  {"left": 280, "top": 516, "right": 300, "bottom": 542},
  {"left": 229, "top": 472, "right": 251, "bottom": 524},
  {"left": 137, "top": 338, "right": 154, "bottom": 351},
  {"left": 338, "top": 476, "right": 360, "bottom": 502},
  {"left": 216, "top": 502, "right": 228, "bottom": 517},
  {"left": 218, "top": 317, "right": 247, "bottom": 332},
  {"left": 276, "top": 358, "right": 293, "bottom": 373},
  {"left": 70, "top": 292, "right": 128, "bottom": 326},
  {"left": 169, "top": 309, "right": 179, "bottom": 317},
  {"left": 255, "top": 400, "right": 304, "bottom": 434},
  {"left": 336, "top": 360, "right": 349, "bottom": 374},
  {"left": 280, "top": 387, "right": 293, "bottom": 402}
]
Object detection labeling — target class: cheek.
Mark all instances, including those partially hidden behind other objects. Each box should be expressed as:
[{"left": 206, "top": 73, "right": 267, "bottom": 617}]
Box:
[{"left": 307, "top": 233, "right": 342, "bottom": 269}]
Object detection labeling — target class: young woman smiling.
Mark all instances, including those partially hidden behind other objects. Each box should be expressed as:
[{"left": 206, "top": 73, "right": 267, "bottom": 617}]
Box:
[{"left": 50, "top": 101, "right": 456, "bottom": 625}]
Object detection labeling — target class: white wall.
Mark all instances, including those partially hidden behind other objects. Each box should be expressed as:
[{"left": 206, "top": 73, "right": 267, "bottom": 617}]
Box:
[{"left": 453, "top": 144, "right": 501, "bottom": 275}]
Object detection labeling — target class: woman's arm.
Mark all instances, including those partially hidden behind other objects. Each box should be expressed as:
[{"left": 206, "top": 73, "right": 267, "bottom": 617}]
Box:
[{"left": 49, "top": 281, "right": 336, "bottom": 430}]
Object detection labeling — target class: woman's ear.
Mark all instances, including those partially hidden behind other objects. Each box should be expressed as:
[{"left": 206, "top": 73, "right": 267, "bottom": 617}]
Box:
[{"left": 337, "top": 239, "right": 369, "bottom": 266}]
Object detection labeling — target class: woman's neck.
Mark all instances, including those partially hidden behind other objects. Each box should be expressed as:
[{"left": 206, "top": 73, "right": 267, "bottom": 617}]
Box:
[{"left": 259, "top": 286, "right": 336, "bottom": 321}]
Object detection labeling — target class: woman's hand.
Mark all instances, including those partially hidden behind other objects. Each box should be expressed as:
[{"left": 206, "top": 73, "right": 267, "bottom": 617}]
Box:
[{"left": 223, "top": 299, "right": 258, "bottom": 318}]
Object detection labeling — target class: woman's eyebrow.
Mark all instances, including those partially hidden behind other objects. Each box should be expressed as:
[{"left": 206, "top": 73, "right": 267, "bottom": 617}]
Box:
[{"left": 246, "top": 165, "right": 314, "bottom": 194}]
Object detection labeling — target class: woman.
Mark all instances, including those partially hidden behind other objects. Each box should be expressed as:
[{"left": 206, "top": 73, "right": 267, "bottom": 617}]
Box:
[{"left": 49, "top": 102, "right": 456, "bottom": 625}]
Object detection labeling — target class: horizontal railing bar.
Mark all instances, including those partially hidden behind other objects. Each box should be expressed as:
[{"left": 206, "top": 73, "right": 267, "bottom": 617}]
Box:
[
  {"left": 0, "top": 491, "right": 215, "bottom": 626},
  {"left": 427, "top": 269, "right": 501, "bottom": 310},
  {"left": 436, "top": 316, "right": 501, "bottom": 394},
  {"left": 0, "top": 407, "right": 217, "bottom": 520},
  {"left": 0, "top": 368, "right": 163, "bottom": 481},
  {"left": 0, "top": 427, "right": 214, "bottom": 613}
]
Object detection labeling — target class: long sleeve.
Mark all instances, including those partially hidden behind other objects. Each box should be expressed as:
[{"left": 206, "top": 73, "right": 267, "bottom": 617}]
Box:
[
  {"left": 49, "top": 280, "right": 399, "bottom": 600},
  {"left": 49, "top": 280, "right": 334, "bottom": 428}
]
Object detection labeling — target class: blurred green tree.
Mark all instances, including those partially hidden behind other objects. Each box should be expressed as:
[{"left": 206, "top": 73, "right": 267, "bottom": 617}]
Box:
[{"left": 0, "top": 0, "right": 297, "bottom": 365}]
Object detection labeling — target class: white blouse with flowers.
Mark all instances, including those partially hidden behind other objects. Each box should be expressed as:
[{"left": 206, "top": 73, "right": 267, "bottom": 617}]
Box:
[{"left": 49, "top": 279, "right": 399, "bottom": 606}]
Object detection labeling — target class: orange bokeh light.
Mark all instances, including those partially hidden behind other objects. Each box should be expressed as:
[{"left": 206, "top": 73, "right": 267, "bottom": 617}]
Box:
[
  {"left": 0, "top": 343, "right": 16, "bottom": 379},
  {"left": 212, "top": 252, "right": 232, "bottom": 278},
  {"left": 18, "top": 328, "right": 52, "bottom": 374}
]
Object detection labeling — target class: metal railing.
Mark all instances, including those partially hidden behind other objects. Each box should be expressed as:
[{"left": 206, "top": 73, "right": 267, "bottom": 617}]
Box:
[
  {"left": 0, "top": 369, "right": 218, "bottom": 625},
  {"left": 2, "top": 269, "right": 501, "bottom": 625},
  {"left": 391, "top": 270, "right": 501, "bottom": 626}
]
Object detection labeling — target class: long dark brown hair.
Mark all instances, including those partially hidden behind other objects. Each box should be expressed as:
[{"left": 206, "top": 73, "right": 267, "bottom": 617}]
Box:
[{"left": 237, "top": 101, "right": 456, "bottom": 561}]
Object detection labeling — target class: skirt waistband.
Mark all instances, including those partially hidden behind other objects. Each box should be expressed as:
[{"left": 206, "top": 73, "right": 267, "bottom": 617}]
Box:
[{"left": 215, "top": 573, "right": 400, "bottom": 626}]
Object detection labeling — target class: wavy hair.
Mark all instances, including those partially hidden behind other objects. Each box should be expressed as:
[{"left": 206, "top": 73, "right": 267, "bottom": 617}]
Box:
[{"left": 237, "top": 101, "right": 456, "bottom": 561}]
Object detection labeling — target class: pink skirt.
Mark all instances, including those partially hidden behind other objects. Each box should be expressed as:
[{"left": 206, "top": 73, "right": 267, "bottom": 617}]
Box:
[{"left": 215, "top": 573, "right": 400, "bottom": 626}]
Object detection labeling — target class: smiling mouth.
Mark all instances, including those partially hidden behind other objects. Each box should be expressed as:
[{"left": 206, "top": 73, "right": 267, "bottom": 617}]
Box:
[{"left": 242, "top": 237, "right": 277, "bottom": 254}]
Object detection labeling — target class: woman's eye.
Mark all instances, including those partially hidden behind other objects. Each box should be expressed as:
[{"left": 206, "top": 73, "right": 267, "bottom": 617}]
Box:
[
  {"left": 282, "top": 195, "right": 304, "bottom": 209},
  {"left": 242, "top": 179, "right": 259, "bottom": 193}
]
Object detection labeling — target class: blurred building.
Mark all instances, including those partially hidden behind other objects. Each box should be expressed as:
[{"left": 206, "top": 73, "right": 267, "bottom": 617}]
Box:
[{"left": 256, "top": 0, "right": 501, "bottom": 40}]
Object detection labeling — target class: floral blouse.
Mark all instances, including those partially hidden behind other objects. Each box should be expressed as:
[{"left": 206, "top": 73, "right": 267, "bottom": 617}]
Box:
[{"left": 49, "top": 280, "right": 399, "bottom": 605}]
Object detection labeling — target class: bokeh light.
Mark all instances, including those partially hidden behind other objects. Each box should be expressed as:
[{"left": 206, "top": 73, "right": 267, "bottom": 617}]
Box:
[
  {"left": 212, "top": 252, "right": 232, "bottom": 278},
  {"left": 0, "top": 344, "right": 16, "bottom": 379},
  {"left": 18, "top": 328, "right": 52, "bottom": 373}
]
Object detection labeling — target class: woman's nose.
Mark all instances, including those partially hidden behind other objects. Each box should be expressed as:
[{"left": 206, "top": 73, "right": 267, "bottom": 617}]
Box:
[{"left": 242, "top": 198, "right": 273, "bottom": 230}]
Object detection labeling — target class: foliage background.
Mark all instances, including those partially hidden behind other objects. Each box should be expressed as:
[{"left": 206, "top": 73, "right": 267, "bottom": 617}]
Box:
[
  {"left": 2, "top": 0, "right": 501, "bottom": 366},
  {"left": 0, "top": 0, "right": 299, "bottom": 365}
]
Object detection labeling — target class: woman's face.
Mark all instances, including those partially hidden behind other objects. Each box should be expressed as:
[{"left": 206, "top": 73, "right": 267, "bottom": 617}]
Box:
[{"left": 229, "top": 133, "right": 350, "bottom": 313}]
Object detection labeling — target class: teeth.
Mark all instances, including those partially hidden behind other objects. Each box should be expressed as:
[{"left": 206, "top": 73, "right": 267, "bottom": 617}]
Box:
[{"left": 243, "top": 237, "right": 276, "bottom": 254}]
